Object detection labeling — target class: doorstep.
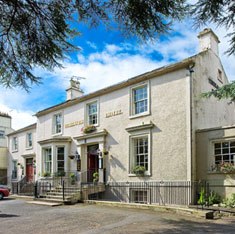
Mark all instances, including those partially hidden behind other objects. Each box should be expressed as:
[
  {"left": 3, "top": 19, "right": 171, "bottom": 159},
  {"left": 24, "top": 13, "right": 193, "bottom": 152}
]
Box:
[{"left": 27, "top": 201, "right": 63, "bottom": 207}]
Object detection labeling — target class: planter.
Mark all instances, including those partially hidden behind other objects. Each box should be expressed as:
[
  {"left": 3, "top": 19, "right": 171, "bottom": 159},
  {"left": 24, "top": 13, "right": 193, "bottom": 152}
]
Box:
[
  {"left": 132, "top": 165, "right": 146, "bottom": 176},
  {"left": 68, "top": 155, "right": 75, "bottom": 159},
  {"left": 83, "top": 125, "right": 96, "bottom": 134}
]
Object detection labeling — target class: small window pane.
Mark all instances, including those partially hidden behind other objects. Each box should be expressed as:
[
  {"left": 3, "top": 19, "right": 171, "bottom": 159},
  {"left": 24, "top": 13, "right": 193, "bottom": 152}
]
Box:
[{"left": 222, "top": 142, "right": 229, "bottom": 148}]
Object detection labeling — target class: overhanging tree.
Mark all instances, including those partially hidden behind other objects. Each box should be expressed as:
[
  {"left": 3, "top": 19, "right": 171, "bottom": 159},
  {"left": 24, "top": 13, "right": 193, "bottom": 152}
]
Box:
[{"left": 0, "top": 0, "right": 234, "bottom": 91}]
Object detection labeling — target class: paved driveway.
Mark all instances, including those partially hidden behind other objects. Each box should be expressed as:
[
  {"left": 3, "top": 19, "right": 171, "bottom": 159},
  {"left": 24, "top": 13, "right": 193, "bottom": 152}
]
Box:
[{"left": 0, "top": 198, "right": 235, "bottom": 234}]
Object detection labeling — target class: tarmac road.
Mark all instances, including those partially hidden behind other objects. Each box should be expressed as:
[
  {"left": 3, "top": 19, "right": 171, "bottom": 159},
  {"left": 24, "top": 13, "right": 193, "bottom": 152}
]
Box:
[{"left": 0, "top": 198, "right": 235, "bottom": 234}]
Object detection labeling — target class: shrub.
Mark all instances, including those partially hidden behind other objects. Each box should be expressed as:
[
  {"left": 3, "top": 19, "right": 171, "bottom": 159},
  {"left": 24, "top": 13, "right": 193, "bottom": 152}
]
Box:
[
  {"left": 208, "top": 191, "right": 221, "bottom": 206},
  {"left": 198, "top": 188, "right": 206, "bottom": 206},
  {"left": 223, "top": 193, "right": 235, "bottom": 208}
]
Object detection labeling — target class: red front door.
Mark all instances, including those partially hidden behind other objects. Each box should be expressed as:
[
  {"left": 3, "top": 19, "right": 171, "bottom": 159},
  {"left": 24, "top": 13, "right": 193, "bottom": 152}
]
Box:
[
  {"left": 87, "top": 145, "right": 99, "bottom": 182},
  {"left": 26, "top": 158, "right": 34, "bottom": 182}
]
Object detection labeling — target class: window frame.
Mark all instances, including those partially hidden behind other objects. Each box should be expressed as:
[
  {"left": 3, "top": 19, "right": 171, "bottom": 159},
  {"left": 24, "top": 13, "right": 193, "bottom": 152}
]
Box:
[
  {"left": 130, "top": 189, "right": 149, "bottom": 204},
  {"left": 130, "top": 81, "right": 150, "bottom": 119},
  {"left": 12, "top": 160, "right": 18, "bottom": 180},
  {"left": 52, "top": 112, "right": 63, "bottom": 135},
  {"left": 86, "top": 100, "right": 99, "bottom": 126},
  {"left": 56, "top": 146, "right": 65, "bottom": 173},
  {"left": 129, "top": 132, "right": 151, "bottom": 176},
  {"left": 12, "top": 136, "right": 18, "bottom": 152},
  {"left": 0, "top": 130, "right": 5, "bottom": 138},
  {"left": 213, "top": 140, "right": 235, "bottom": 165},
  {"left": 26, "top": 132, "right": 33, "bottom": 149},
  {"left": 43, "top": 147, "right": 52, "bottom": 175}
]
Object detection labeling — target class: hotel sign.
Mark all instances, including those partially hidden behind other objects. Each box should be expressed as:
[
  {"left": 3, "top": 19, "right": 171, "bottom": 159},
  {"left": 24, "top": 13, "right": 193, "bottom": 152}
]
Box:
[
  {"left": 65, "top": 120, "right": 83, "bottom": 128},
  {"left": 105, "top": 110, "right": 123, "bottom": 118}
]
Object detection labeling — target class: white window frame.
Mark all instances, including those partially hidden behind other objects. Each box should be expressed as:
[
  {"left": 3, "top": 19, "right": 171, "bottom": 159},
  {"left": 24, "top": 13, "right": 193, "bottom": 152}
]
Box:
[
  {"left": 12, "top": 136, "right": 18, "bottom": 152},
  {"left": 26, "top": 132, "right": 33, "bottom": 149},
  {"left": 86, "top": 100, "right": 99, "bottom": 126},
  {"left": 129, "top": 133, "right": 151, "bottom": 176},
  {"left": 130, "top": 81, "right": 150, "bottom": 118},
  {"left": 56, "top": 146, "right": 65, "bottom": 173},
  {"left": 43, "top": 147, "right": 52, "bottom": 175},
  {"left": 52, "top": 112, "right": 63, "bottom": 135},
  {"left": 213, "top": 140, "right": 235, "bottom": 166}
]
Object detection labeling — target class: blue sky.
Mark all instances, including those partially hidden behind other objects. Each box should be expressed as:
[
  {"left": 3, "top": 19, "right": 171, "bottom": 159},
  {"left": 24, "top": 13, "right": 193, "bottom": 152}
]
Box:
[{"left": 0, "top": 18, "right": 235, "bottom": 130}]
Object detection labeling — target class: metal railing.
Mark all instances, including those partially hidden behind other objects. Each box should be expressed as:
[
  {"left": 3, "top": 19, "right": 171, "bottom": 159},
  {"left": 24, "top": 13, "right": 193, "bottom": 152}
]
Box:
[{"left": 94, "top": 181, "right": 195, "bottom": 206}]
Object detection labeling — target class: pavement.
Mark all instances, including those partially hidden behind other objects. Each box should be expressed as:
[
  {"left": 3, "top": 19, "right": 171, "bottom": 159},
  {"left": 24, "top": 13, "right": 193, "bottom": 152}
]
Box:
[{"left": 1, "top": 197, "right": 235, "bottom": 234}]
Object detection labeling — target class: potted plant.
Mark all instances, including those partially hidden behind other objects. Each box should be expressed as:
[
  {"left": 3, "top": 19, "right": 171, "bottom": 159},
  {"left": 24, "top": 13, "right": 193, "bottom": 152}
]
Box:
[
  {"left": 42, "top": 171, "right": 51, "bottom": 177},
  {"left": 70, "top": 173, "right": 76, "bottom": 185},
  {"left": 132, "top": 165, "right": 146, "bottom": 176},
  {"left": 68, "top": 154, "right": 75, "bottom": 159},
  {"left": 83, "top": 125, "right": 96, "bottom": 134},
  {"left": 55, "top": 171, "right": 65, "bottom": 177},
  {"left": 93, "top": 172, "right": 99, "bottom": 183}
]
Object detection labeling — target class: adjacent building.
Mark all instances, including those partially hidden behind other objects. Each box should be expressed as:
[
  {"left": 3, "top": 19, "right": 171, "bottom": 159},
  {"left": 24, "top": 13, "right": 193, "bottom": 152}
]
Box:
[
  {"left": 7, "top": 29, "right": 235, "bottom": 204},
  {"left": 0, "top": 112, "right": 13, "bottom": 184},
  {"left": 7, "top": 123, "right": 37, "bottom": 183}
]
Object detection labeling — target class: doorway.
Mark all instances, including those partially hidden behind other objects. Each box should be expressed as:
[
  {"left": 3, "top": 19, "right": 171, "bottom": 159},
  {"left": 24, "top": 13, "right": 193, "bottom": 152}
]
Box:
[
  {"left": 87, "top": 144, "right": 99, "bottom": 182},
  {"left": 26, "top": 158, "right": 34, "bottom": 182}
]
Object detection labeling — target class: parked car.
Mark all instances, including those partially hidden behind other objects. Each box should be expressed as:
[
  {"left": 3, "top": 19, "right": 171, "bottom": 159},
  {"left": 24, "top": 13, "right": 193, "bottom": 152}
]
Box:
[
  {"left": 0, "top": 184, "right": 11, "bottom": 192},
  {"left": 0, "top": 187, "right": 9, "bottom": 200}
]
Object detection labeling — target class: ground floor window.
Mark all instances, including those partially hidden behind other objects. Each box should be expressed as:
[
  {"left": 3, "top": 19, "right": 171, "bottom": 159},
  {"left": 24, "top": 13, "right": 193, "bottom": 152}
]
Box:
[
  {"left": 131, "top": 189, "right": 148, "bottom": 204},
  {"left": 57, "top": 146, "right": 65, "bottom": 173},
  {"left": 214, "top": 140, "right": 235, "bottom": 165},
  {"left": 130, "top": 134, "right": 149, "bottom": 174},
  {"left": 12, "top": 160, "right": 17, "bottom": 179},
  {"left": 43, "top": 148, "right": 52, "bottom": 175}
]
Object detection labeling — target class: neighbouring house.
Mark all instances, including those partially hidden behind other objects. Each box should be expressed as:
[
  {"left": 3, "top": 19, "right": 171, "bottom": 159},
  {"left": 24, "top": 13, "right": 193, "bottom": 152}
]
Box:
[
  {"left": 7, "top": 123, "right": 37, "bottom": 187},
  {"left": 0, "top": 112, "right": 13, "bottom": 184},
  {"left": 7, "top": 28, "right": 235, "bottom": 205}
]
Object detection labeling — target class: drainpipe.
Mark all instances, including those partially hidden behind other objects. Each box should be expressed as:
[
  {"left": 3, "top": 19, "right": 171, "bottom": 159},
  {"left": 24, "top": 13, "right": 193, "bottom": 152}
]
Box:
[{"left": 187, "top": 64, "right": 195, "bottom": 182}]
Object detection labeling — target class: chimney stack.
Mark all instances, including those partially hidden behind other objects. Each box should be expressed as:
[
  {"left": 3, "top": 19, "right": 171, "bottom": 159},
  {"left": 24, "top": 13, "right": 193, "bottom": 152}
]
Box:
[
  {"left": 198, "top": 28, "right": 220, "bottom": 56},
  {"left": 66, "top": 78, "right": 84, "bottom": 100}
]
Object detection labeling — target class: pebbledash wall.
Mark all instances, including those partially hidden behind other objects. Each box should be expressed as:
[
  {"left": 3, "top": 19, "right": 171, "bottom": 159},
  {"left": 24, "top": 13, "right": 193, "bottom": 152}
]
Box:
[{"left": 7, "top": 28, "right": 235, "bottom": 203}]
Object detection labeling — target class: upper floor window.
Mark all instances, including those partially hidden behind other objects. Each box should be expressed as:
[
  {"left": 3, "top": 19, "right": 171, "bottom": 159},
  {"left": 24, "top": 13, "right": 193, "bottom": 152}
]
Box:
[
  {"left": 53, "top": 113, "right": 62, "bottom": 134},
  {"left": 130, "top": 83, "right": 149, "bottom": 117},
  {"left": 12, "top": 137, "right": 18, "bottom": 151},
  {"left": 87, "top": 101, "right": 98, "bottom": 125},
  {"left": 0, "top": 130, "right": 5, "bottom": 138},
  {"left": 26, "top": 132, "right": 33, "bottom": 148}
]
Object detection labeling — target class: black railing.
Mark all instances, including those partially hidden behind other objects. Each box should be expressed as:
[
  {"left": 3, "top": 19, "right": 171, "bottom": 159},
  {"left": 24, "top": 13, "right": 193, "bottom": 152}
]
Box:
[{"left": 94, "top": 181, "right": 195, "bottom": 206}]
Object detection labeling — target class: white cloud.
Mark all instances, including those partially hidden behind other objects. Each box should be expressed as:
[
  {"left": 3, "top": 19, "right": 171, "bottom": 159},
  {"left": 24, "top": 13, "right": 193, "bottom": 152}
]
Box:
[
  {"left": 0, "top": 21, "right": 234, "bottom": 131},
  {"left": 0, "top": 103, "right": 36, "bottom": 130}
]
